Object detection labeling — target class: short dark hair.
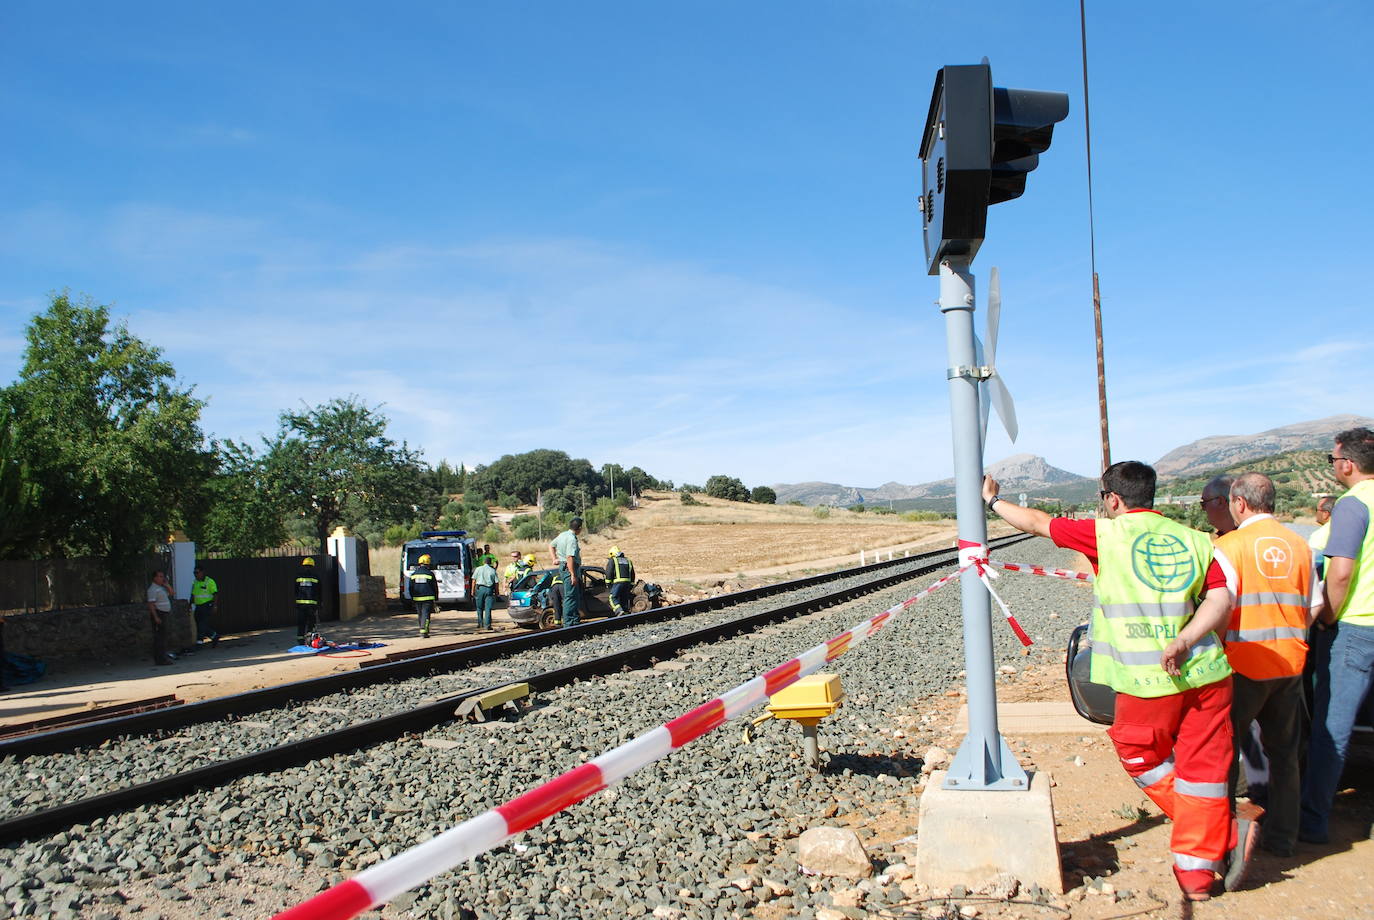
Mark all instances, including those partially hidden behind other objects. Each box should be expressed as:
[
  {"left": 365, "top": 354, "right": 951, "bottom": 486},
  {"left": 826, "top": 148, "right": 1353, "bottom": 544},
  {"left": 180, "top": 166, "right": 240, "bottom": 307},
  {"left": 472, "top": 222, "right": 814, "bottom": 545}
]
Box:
[
  {"left": 1231, "top": 472, "right": 1275, "bottom": 513},
  {"left": 1202, "top": 475, "right": 1234, "bottom": 501},
  {"left": 150, "top": 568, "right": 166, "bottom": 581},
  {"left": 1101, "top": 461, "right": 1156, "bottom": 510},
  {"left": 570, "top": 516, "right": 584, "bottom": 529},
  {"left": 1334, "top": 427, "right": 1374, "bottom": 474}
]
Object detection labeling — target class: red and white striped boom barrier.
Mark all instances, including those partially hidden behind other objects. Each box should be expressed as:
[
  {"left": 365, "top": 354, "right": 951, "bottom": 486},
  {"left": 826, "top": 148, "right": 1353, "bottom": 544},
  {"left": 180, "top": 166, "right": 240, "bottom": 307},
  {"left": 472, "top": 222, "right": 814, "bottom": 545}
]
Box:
[{"left": 272, "top": 565, "right": 969, "bottom": 920}]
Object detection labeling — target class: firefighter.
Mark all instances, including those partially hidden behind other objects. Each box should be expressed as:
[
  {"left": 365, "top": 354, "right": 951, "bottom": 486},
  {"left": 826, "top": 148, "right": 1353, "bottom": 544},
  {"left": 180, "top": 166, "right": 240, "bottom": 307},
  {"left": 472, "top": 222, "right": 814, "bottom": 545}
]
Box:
[
  {"left": 607, "top": 546, "right": 635, "bottom": 615},
  {"left": 295, "top": 557, "right": 321, "bottom": 645},
  {"left": 409, "top": 553, "right": 439, "bottom": 638}
]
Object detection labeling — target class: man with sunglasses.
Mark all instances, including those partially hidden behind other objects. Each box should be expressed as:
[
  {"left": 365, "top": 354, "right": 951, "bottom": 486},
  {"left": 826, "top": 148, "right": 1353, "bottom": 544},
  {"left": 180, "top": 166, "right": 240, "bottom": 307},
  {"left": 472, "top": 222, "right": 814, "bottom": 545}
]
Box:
[
  {"left": 1200, "top": 476, "right": 1236, "bottom": 536},
  {"left": 1301, "top": 427, "right": 1374, "bottom": 844},
  {"left": 985, "top": 461, "right": 1251, "bottom": 901}
]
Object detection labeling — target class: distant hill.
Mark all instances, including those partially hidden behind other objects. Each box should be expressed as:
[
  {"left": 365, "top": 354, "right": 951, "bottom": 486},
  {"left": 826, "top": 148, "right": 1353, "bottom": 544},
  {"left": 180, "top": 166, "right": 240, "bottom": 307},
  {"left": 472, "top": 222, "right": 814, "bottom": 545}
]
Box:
[
  {"left": 1160, "top": 448, "right": 1339, "bottom": 499},
  {"left": 1153, "top": 414, "right": 1374, "bottom": 478},
  {"left": 774, "top": 454, "right": 1094, "bottom": 509}
]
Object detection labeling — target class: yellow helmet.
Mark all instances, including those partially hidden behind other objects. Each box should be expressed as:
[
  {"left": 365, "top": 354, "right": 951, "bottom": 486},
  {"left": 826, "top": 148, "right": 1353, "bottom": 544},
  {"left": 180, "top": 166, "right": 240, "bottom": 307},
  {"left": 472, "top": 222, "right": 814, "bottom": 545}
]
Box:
[
  {"left": 609, "top": 546, "right": 621, "bottom": 557},
  {"left": 523, "top": 554, "right": 536, "bottom": 566},
  {"left": 302, "top": 557, "right": 316, "bottom": 566},
  {"left": 418, "top": 553, "right": 432, "bottom": 565}
]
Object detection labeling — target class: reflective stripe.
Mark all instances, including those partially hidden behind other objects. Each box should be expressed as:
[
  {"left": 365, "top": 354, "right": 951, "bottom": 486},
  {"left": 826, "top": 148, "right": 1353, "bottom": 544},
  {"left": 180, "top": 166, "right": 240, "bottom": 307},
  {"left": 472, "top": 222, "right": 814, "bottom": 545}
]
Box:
[
  {"left": 1225, "top": 626, "right": 1308, "bottom": 643},
  {"left": 1174, "top": 852, "right": 1221, "bottom": 871},
  {"left": 1133, "top": 756, "right": 1175, "bottom": 789},
  {"left": 1235, "top": 591, "right": 1309, "bottom": 608},
  {"left": 1092, "top": 632, "right": 1221, "bottom": 666},
  {"left": 1174, "top": 778, "right": 1227, "bottom": 798},
  {"left": 296, "top": 599, "right": 319, "bottom": 605},
  {"left": 1098, "top": 601, "right": 1192, "bottom": 620}
]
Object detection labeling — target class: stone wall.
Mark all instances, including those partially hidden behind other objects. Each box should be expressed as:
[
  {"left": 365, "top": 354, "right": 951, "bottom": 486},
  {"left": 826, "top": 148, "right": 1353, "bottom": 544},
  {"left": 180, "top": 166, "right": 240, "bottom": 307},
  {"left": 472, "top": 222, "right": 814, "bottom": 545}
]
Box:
[
  {"left": 3, "top": 600, "right": 195, "bottom": 666},
  {"left": 359, "top": 575, "right": 388, "bottom": 616}
]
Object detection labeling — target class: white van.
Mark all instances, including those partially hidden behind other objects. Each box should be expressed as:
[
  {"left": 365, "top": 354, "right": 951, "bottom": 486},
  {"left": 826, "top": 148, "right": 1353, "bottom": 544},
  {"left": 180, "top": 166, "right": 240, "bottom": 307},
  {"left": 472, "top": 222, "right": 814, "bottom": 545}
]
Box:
[{"left": 400, "top": 531, "right": 477, "bottom": 609}]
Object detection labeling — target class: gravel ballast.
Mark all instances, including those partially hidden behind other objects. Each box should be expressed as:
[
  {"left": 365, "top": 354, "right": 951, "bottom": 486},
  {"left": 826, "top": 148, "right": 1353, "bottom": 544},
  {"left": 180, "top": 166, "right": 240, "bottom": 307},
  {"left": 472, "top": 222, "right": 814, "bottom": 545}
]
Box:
[{"left": 1, "top": 537, "right": 1092, "bottom": 920}]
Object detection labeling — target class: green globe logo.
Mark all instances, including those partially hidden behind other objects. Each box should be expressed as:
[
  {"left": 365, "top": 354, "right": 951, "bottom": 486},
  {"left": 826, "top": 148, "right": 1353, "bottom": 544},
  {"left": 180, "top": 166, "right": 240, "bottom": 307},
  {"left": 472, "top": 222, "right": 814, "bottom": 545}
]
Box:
[{"left": 1130, "top": 533, "right": 1196, "bottom": 592}]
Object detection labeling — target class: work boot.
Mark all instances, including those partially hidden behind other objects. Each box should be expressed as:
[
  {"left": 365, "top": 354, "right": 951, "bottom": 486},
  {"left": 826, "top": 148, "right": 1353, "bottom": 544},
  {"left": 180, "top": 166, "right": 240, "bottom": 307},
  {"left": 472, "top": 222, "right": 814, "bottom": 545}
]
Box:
[{"left": 1224, "top": 801, "right": 1264, "bottom": 891}]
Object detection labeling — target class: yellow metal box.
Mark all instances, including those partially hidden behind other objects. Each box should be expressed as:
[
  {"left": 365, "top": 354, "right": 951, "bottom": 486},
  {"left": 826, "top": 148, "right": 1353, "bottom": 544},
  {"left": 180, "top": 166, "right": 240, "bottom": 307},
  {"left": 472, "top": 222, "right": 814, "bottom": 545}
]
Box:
[{"left": 767, "top": 674, "right": 844, "bottom": 721}]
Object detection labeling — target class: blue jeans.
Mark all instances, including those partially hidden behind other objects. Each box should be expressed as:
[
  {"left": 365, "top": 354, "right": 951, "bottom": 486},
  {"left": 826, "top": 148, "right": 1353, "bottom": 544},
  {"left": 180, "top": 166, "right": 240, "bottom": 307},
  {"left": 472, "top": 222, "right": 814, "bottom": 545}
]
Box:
[
  {"left": 474, "top": 586, "right": 495, "bottom": 629},
  {"left": 1301, "top": 620, "right": 1374, "bottom": 841}
]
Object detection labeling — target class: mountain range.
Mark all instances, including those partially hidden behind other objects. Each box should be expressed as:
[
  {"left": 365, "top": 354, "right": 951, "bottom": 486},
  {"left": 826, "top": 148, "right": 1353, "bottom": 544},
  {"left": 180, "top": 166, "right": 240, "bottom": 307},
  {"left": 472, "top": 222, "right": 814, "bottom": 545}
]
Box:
[{"left": 773, "top": 414, "right": 1372, "bottom": 508}]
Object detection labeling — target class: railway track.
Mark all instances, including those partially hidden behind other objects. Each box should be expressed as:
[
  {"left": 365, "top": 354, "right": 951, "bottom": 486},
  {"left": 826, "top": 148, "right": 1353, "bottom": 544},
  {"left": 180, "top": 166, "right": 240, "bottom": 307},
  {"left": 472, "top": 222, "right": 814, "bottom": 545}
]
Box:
[{"left": 1, "top": 535, "right": 1032, "bottom": 846}]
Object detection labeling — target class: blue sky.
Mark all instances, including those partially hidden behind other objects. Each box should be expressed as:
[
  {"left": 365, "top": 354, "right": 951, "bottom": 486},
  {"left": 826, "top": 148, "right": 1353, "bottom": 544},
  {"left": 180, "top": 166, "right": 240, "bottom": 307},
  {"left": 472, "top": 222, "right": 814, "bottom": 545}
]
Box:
[{"left": 2, "top": 1, "right": 1370, "bottom": 488}]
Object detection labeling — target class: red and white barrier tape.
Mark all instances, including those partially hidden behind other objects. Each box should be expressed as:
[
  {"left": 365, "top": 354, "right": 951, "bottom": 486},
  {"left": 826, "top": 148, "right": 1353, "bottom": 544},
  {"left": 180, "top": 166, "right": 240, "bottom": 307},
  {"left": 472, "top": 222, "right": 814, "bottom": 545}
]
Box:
[
  {"left": 272, "top": 565, "right": 968, "bottom": 920},
  {"left": 984, "top": 559, "right": 1094, "bottom": 583},
  {"left": 958, "top": 540, "right": 1032, "bottom": 647}
]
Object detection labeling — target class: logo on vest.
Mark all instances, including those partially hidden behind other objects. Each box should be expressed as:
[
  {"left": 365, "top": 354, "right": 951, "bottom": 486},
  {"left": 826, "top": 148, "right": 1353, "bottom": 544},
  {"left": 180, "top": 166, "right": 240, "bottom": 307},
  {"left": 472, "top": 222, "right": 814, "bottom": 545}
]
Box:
[
  {"left": 1130, "top": 532, "right": 1197, "bottom": 592},
  {"left": 1254, "top": 536, "right": 1292, "bottom": 579}
]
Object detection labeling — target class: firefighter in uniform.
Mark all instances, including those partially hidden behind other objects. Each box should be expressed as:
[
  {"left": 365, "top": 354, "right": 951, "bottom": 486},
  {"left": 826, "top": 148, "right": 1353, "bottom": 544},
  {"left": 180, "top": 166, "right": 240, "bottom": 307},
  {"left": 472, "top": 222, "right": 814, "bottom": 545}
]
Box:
[
  {"left": 295, "top": 557, "right": 321, "bottom": 644},
  {"left": 985, "top": 461, "right": 1255, "bottom": 902},
  {"left": 607, "top": 546, "right": 635, "bottom": 615},
  {"left": 1213, "top": 472, "right": 1314, "bottom": 857},
  {"left": 409, "top": 553, "right": 439, "bottom": 638}
]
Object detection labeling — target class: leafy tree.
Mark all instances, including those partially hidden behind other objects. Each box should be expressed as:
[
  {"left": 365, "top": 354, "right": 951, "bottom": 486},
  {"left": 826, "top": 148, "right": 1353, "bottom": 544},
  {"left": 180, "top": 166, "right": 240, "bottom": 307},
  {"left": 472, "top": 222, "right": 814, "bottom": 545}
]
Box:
[
  {"left": 705, "top": 474, "right": 750, "bottom": 502},
  {"left": 468, "top": 449, "right": 601, "bottom": 505},
  {"left": 426, "top": 459, "right": 466, "bottom": 497},
  {"left": 0, "top": 402, "right": 42, "bottom": 557},
  {"left": 263, "top": 397, "right": 430, "bottom": 553},
  {"left": 750, "top": 485, "right": 777, "bottom": 505},
  {"left": 498, "top": 492, "right": 521, "bottom": 510},
  {"left": 2, "top": 292, "right": 212, "bottom": 559},
  {"left": 195, "top": 440, "right": 287, "bottom": 556}
]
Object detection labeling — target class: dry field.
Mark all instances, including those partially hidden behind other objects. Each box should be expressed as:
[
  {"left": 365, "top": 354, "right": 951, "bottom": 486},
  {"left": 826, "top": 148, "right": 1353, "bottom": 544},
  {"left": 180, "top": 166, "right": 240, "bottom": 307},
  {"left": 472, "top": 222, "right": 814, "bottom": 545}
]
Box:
[{"left": 369, "top": 491, "right": 1013, "bottom": 591}]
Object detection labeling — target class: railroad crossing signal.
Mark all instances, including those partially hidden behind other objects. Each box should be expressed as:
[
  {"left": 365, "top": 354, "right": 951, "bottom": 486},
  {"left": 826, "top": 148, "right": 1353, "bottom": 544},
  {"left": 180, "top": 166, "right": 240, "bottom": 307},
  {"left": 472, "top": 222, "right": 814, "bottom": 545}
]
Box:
[{"left": 918, "top": 60, "right": 1069, "bottom": 274}]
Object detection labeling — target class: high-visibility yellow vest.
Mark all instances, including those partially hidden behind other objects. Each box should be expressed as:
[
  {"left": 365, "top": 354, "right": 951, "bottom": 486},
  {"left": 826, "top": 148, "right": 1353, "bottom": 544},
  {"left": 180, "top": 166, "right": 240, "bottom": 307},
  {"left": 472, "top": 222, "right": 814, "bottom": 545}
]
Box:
[
  {"left": 191, "top": 577, "right": 217, "bottom": 605},
  {"left": 1215, "top": 517, "right": 1310, "bottom": 679},
  {"left": 1332, "top": 480, "right": 1374, "bottom": 627},
  {"left": 1089, "top": 512, "right": 1231, "bottom": 697}
]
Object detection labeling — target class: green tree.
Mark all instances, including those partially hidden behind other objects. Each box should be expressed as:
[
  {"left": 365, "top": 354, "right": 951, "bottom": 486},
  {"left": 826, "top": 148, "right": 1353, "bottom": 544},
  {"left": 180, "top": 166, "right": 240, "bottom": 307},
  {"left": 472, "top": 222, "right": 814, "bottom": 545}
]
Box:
[
  {"left": 468, "top": 449, "right": 601, "bottom": 505},
  {"left": 750, "top": 485, "right": 777, "bottom": 505},
  {"left": 263, "top": 397, "right": 430, "bottom": 553},
  {"left": 705, "top": 474, "right": 750, "bottom": 502},
  {"left": 195, "top": 440, "right": 287, "bottom": 556},
  {"left": 0, "top": 402, "right": 42, "bottom": 557},
  {"left": 2, "top": 292, "right": 212, "bottom": 559}
]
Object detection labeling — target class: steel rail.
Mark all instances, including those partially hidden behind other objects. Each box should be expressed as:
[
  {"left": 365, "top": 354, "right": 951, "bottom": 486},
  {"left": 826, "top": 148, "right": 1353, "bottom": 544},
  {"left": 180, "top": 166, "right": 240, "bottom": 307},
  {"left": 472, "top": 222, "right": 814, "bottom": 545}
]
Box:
[
  {"left": 0, "top": 534, "right": 1034, "bottom": 846},
  {"left": 1, "top": 536, "right": 1024, "bottom": 758}
]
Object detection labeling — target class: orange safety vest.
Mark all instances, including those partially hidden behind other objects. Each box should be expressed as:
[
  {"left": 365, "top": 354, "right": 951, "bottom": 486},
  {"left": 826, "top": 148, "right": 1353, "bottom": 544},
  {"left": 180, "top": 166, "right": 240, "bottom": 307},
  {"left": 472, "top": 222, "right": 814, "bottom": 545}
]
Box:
[{"left": 1214, "top": 516, "right": 1311, "bottom": 679}]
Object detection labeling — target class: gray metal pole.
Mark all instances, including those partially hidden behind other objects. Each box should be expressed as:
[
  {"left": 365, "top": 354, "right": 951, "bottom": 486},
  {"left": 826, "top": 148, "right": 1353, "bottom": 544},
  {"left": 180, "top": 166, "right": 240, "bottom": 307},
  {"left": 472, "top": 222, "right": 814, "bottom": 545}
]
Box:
[{"left": 937, "top": 259, "right": 1027, "bottom": 792}]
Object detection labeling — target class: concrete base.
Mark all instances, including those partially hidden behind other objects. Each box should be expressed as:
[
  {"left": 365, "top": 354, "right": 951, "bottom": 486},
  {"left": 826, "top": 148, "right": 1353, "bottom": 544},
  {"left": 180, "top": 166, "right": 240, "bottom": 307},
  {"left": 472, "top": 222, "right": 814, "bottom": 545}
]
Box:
[
  {"left": 338, "top": 593, "right": 362, "bottom": 622},
  {"left": 915, "top": 769, "right": 1062, "bottom": 894}
]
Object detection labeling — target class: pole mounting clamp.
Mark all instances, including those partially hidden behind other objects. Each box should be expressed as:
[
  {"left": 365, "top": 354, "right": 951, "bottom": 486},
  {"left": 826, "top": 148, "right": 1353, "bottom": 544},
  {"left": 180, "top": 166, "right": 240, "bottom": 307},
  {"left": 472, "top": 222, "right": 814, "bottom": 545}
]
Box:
[{"left": 947, "top": 365, "right": 994, "bottom": 381}]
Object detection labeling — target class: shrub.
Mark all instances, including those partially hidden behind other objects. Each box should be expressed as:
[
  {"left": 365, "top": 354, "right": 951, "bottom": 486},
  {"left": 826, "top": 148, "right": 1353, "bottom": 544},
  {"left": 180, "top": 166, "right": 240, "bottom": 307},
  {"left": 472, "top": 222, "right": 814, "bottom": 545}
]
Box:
[
  {"left": 900, "top": 510, "right": 941, "bottom": 522},
  {"left": 680, "top": 484, "right": 703, "bottom": 494},
  {"left": 510, "top": 515, "right": 542, "bottom": 541},
  {"left": 750, "top": 485, "right": 777, "bottom": 505},
  {"left": 812, "top": 505, "right": 831, "bottom": 519},
  {"left": 848, "top": 504, "right": 866, "bottom": 513},
  {"left": 787, "top": 500, "right": 804, "bottom": 506},
  {"left": 705, "top": 475, "right": 750, "bottom": 502},
  {"left": 873, "top": 506, "right": 895, "bottom": 515},
  {"left": 481, "top": 524, "right": 505, "bottom": 544},
  {"left": 498, "top": 493, "right": 521, "bottom": 510},
  {"left": 680, "top": 490, "right": 701, "bottom": 506}
]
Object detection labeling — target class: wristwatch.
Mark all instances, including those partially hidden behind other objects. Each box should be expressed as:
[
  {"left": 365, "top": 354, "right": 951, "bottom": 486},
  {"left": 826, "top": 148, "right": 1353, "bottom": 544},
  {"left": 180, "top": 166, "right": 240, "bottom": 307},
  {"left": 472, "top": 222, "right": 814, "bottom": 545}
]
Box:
[{"left": 986, "top": 495, "right": 1002, "bottom": 512}]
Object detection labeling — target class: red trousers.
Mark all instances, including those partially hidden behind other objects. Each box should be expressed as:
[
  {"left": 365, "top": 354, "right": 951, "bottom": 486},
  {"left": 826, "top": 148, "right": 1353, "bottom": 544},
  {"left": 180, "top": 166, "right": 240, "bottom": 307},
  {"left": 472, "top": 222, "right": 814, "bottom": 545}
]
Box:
[{"left": 1108, "top": 678, "right": 1236, "bottom": 891}]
